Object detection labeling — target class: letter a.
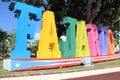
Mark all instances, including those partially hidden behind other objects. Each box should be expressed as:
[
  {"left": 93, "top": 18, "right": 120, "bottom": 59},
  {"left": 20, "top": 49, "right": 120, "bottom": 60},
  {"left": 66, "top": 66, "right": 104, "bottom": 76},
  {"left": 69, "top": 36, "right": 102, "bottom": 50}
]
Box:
[
  {"left": 37, "top": 11, "right": 61, "bottom": 58},
  {"left": 75, "top": 21, "right": 90, "bottom": 57},
  {"left": 10, "top": 2, "right": 42, "bottom": 58}
]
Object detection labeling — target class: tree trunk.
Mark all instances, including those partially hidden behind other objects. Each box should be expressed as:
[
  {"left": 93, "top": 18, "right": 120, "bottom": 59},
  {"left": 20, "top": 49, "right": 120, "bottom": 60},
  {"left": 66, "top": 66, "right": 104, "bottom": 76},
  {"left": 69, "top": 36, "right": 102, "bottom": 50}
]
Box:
[{"left": 86, "top": 0, "right": 92, "bottom": 23}]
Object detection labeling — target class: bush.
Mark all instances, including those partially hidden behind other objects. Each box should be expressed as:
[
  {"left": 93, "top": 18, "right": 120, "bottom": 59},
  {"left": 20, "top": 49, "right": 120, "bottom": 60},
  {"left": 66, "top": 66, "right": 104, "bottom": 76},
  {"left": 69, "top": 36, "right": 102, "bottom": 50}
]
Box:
[{"left": 0, "top": 53, "right": 10, "bottom": 59}]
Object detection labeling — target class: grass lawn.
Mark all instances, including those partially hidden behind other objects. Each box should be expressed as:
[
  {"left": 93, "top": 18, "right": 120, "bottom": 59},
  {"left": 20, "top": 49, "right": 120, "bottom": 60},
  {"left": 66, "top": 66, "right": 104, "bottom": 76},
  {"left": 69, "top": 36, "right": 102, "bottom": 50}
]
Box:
[{"left": 0, "top": 59, "right": 120, "bottom": 77}]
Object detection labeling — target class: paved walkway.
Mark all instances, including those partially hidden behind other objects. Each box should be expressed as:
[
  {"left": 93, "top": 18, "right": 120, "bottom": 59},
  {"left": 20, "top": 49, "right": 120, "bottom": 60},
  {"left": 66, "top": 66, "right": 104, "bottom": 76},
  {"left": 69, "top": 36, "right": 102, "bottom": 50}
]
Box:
[
  {"left": 1, "top": 67, "right": 120, "bottom": 80},
  {"left": 65, "top": 71, "right": 120, "bottom": 80}
]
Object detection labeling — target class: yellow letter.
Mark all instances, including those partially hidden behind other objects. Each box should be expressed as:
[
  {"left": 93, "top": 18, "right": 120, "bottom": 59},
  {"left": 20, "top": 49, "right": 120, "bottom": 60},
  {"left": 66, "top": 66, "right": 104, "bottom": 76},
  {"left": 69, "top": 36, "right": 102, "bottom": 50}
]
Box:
[
  {"left": 37, "top": 11, "right": 61, "bottom": 58},
  {"left": 75, "top": 21, "right": 90, "bottom": 57}
]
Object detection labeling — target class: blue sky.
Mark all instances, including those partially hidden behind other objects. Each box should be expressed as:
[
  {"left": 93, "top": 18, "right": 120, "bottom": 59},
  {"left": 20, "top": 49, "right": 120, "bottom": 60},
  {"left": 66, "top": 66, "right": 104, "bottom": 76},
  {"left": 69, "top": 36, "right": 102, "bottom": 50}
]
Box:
[
  {"left": 0, "top": 1, "right": 17, "bottom": 32},
  {"left": 0, "top": 1, "right": 43, "bottom": 40}
]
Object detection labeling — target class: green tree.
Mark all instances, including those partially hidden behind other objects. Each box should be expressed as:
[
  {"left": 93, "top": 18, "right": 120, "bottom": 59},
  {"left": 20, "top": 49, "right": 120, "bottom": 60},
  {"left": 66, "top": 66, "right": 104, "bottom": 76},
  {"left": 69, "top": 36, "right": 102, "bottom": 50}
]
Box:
[
  {"left": 2, "top": 0, "right": 120, "bottom": 39},
  {"left": 8, "top": 29, "right": 16, "bottom": 51},
  {"left": 27, "top": 40, "right": 39, "bottom": 57},
  {"left": 0, "top": 28, "right": 10, "bottom": 58},
  {"left": 47, "top": 0, "right": 119, "bottom": 36}
]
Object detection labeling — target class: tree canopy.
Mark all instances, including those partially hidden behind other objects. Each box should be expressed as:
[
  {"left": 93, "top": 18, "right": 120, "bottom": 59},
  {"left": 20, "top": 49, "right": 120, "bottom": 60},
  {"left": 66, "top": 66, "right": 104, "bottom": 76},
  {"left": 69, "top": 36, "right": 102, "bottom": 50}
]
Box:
[
  {"left": 2, "top": 0, "right": 120, "bottom": 37},
  {"left": 0, "top": 28, "right": 9, "bottom": 57}
]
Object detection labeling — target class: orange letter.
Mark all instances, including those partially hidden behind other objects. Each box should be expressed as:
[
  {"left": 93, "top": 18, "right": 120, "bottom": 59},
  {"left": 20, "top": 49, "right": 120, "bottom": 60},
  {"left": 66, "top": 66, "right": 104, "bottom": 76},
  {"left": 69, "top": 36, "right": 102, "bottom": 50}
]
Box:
[{"left": 107, "top": 29, "right": 115, "bottom": 55}]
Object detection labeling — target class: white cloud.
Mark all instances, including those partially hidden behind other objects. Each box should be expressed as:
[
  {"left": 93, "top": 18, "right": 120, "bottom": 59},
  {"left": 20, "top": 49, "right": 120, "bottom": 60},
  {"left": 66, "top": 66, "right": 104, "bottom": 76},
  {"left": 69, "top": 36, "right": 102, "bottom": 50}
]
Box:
[{"left": 34, "top": 32, "right": 40, "bottom": 40}]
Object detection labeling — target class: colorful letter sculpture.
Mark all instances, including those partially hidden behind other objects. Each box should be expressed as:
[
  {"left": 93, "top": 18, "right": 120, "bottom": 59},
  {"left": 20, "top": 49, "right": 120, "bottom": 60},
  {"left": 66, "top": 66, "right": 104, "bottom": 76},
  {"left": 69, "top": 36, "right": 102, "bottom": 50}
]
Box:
[
  {"left": 59, "top": 17, "right": 77, "bottom": 58},
  {"left": 98, "top": 26, "right": 108, "bottom": 55},
  {"left": 107, "top": 29, "right": 115, "bottom": 55},
  {"left": 86, "top": 24, "right": 101, "bottom": 56},
  {"left": 75, "top": 21, "right": 90, "bottom": 57},
  {"left": 10, "top": 2, "right": 42, "bottom": 58},
  {"left": 37, "top": 11, "right": 61, "bottom": 58},
  {"left": 3, "top": 2, "right": 120, "bottom": 72}
]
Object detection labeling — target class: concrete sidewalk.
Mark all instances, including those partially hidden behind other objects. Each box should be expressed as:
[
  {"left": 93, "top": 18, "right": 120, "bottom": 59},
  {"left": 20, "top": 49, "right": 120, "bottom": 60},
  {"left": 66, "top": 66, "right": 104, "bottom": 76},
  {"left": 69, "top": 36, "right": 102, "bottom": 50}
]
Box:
[{"left": 1, "top": 67, "right": 120, "bottom": 80}]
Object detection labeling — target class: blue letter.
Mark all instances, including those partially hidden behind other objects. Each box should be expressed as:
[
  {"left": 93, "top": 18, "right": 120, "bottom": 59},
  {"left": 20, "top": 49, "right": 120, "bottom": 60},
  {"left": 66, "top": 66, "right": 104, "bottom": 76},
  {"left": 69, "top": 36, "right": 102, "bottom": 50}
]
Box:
[{"left": 10, "top": 2, "right": 42, "bottom": 58}]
